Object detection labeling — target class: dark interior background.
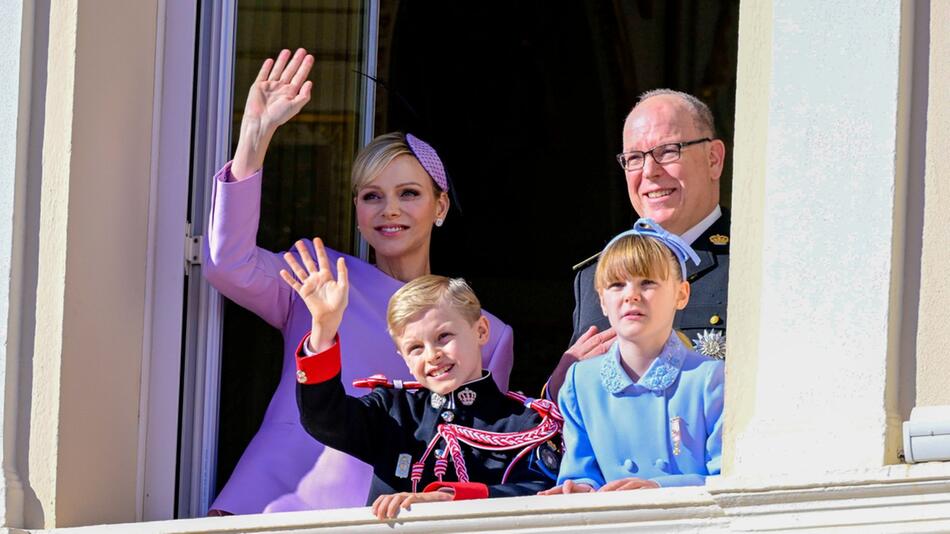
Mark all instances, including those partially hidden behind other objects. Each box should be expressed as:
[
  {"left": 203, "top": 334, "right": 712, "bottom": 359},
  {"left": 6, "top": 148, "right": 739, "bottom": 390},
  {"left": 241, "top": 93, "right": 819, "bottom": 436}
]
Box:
[
  {"left": 376, "top": 0, "right": 739, "bottom": 392},
  {"left": 215, "top": 0, "right": 739, "bottom": 495}
]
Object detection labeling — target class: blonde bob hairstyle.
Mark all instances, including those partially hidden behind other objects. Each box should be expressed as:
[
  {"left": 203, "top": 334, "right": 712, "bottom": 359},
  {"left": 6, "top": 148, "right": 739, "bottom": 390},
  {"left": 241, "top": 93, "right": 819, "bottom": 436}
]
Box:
[
  {"left": 594, "top": 234, "right": 683, "bottom": 292},
  {"left": 386, "top": 275, "right": 482, "bottom": 339},
  {"left": 351, "top": 132, "right": 440, "bottom": 195}
]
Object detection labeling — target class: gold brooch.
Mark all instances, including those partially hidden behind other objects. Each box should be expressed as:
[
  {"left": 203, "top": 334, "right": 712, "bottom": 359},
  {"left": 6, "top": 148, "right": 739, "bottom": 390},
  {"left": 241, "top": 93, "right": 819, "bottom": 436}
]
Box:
[{"left": 709, "top": 234, "right": 729, "bottom": 246}]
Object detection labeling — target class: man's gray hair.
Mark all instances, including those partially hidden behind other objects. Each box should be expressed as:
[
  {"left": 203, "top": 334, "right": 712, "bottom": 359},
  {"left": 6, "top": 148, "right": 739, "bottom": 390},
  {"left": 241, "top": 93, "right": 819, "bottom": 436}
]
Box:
[{"left": 634, "top": 89, "right": 717, "bottom": 137}]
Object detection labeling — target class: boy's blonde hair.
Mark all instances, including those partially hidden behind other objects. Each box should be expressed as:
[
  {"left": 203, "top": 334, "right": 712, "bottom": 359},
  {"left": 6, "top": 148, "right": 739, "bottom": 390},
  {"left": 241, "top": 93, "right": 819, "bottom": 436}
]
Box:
[
  {"left": 594, "top": 234, "right": 682, "bottom": 292},
  {"left": 387, "top": 275, "right": 482, "bottom": 338}
]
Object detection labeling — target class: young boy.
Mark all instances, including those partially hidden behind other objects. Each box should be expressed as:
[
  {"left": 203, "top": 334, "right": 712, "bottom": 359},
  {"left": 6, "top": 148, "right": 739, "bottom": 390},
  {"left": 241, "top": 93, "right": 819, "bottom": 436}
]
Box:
[
  {"left": 540, "top": 218, "right": 724, "bottom": 495},
  {"left": 280, "top": 241, "right": 559, "bottom": 519}
]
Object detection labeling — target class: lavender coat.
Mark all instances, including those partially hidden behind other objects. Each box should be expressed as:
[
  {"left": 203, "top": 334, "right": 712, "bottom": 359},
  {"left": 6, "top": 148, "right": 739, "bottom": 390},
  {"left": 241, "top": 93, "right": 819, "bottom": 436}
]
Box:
[{"left": 203, "top": 163, "right": 514, "bottom": 514}]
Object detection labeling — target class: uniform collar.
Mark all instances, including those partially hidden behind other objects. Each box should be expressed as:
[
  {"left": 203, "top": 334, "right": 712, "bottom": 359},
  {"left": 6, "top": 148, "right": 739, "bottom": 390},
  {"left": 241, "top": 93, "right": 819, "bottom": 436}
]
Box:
[
  {"left": 600, "top": 332, "right": 688, "bottom": 395},
  {"left": 680, "top": 205, "right": 722, "bottom": 246},
  {"left": 428, "top": 371, "right": 503, "bottom": 412}
]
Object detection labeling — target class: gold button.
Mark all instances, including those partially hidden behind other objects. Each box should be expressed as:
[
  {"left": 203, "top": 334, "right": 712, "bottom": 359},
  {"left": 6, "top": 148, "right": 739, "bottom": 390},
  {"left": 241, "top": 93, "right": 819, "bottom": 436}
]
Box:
[{"left": 709, "top": 314, "right": 721, "bottom": 325}]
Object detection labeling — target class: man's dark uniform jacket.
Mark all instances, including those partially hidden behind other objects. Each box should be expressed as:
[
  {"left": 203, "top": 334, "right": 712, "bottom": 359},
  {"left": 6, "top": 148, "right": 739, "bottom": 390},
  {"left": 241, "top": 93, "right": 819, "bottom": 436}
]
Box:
[
  {"left": 570, "top": 209, "right": 731, "bottom": 352},
  {"left": 295, "top": 336, "right": 554, "bottom": 503}
]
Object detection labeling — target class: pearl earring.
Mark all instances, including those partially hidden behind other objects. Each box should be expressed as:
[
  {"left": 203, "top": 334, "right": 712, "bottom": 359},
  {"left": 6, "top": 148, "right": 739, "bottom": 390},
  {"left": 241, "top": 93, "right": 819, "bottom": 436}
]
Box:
[{"left": 435, "top": 218, "right": 444, "bottom": 227}]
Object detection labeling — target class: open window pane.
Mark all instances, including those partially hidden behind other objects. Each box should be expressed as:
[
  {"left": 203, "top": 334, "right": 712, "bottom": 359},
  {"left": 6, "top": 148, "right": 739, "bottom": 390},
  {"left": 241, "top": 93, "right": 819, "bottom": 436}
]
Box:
[{"left": 216, "top": 0, "right": 368, "bottom": 499}]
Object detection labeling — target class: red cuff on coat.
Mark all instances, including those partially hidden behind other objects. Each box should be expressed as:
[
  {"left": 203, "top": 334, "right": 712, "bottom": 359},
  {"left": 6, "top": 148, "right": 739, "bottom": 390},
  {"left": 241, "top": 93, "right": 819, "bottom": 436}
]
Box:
[
  {"left": 295, "top": 333, "right": 341, "bottom": 384},
  {"left": 422, "top": 481, "right": 489, "bottom": 501}
]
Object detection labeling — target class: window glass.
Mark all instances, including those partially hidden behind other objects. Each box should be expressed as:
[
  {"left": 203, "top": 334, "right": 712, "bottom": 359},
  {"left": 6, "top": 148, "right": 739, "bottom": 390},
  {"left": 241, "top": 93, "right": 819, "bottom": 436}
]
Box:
[{"left": 216, "top": 0, "right": 367, "bottom": 493}]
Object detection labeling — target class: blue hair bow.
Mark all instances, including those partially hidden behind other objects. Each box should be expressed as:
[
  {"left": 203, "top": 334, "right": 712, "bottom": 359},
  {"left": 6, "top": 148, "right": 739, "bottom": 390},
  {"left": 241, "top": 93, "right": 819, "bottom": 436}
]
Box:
[{"left": 603, "top": 218, "right": 701, "bottom": 279}]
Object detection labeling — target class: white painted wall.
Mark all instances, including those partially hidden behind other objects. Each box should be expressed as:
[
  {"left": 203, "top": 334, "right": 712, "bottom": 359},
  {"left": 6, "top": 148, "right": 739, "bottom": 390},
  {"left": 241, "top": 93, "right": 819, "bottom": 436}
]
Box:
[
  {"left": 728, "top": 0, "right": 912, "bottom": 474},
  {"left": 915, "top": 0, "right": 950, "bottom": 407},
  {"left": 0, "top": 0, "right": 31, "bottom": 529},
  {"left": 27, "top": 0, "right": 159, "bottom": 527}
]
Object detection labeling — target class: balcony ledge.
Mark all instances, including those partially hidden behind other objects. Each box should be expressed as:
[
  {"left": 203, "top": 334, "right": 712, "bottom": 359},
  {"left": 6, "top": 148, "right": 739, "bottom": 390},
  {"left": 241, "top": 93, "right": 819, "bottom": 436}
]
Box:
[
  {"left": 38, "top": 464, "right": 950, "bottom": 533},
  {"left": 48, "top": 487, "right": 726, "bottom": 534}
]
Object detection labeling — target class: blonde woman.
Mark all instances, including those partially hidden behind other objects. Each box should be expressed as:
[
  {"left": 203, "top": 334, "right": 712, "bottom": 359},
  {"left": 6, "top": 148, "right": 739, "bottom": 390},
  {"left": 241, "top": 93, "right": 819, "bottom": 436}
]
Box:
[{"left": 204, "top": 48, "right": 514, "bottom": 514}]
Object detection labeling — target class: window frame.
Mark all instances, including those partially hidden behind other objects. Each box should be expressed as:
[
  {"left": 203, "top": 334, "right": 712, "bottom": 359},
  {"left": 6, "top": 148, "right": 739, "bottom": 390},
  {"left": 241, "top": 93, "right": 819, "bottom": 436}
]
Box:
[
  {"left": 142, "top": 0, "right": 381, "bottom": 520},
  {"left": 137, "top": 0, "right": 203, "bottom": 522}
]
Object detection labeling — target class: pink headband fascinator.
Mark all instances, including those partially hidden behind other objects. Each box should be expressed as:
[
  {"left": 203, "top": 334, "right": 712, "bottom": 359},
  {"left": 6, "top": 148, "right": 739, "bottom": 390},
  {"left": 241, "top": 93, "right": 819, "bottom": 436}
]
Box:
[{"left": 406, "top": 133, "right": 449, "bottom": 192}]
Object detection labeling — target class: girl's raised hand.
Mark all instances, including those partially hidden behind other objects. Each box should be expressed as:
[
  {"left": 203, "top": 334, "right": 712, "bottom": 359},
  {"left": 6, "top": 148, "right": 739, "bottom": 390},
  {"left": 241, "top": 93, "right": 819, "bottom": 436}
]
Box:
[
  {"left": 280, "top": 238, "right": 348, "bottom": 353},
  {"left": 245, "top": 48, "right": 314, "bottom": 131}
]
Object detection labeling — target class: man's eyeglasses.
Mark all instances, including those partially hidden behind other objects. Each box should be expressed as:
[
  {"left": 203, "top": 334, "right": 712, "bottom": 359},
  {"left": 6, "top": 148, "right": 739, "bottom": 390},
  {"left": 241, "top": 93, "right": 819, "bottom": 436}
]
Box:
[{"left": 616, "top": 138, "right": 713, "bottom": 171}]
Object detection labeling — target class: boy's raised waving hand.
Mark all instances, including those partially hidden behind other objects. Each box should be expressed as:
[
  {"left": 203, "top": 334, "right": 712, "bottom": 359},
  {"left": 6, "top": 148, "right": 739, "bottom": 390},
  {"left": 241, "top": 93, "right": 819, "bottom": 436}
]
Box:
[{"left": 280, "top": 237, "right": 349, "bottom": 353}]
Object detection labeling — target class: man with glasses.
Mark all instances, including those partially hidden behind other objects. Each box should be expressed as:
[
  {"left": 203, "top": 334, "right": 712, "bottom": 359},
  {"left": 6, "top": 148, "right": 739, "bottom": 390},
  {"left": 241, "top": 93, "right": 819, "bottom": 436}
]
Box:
[{"left": 546, "top": 89, "right": 730, "bottom": 398}]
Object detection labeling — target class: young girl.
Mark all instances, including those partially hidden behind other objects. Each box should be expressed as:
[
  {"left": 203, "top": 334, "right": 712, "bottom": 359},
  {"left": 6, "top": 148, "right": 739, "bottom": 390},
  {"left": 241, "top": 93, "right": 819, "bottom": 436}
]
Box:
[{"left": 541, "top": 218, "right": 724, "bottom": 493}]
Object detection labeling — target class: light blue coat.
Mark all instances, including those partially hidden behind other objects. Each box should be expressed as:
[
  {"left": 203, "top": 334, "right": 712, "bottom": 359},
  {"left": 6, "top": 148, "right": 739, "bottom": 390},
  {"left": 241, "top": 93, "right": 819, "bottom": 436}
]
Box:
[{"left": 557, "top": 332, "right": 724, "bottom": 488}]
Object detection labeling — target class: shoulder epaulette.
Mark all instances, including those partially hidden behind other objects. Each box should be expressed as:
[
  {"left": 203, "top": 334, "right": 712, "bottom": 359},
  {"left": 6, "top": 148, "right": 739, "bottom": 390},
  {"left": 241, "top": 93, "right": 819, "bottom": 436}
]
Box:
[
  {"left": 352, "top": 374, "right": 423, "bottom": 390},
  {"left": 572, "top": 251, "right": 600, "bottom": 272}
]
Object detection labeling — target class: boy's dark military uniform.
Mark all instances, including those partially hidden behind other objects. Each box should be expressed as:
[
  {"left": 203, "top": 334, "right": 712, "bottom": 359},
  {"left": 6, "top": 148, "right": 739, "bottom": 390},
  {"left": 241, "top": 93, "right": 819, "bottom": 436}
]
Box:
[
  {"left": 296, "top": 339, "right": 554, "bottom": 504},
  {"left": 570, "top": 209, "right": 730, "bottom": 351}
]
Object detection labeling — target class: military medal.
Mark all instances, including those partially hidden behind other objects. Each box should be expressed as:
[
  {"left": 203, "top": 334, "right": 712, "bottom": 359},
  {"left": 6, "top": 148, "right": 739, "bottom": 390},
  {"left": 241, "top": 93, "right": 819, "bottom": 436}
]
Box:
[
  {"left": 395, "top": 453, "right": 412, "bottom": 478},
  {"left": 534, "top": 439, "right": 562, "bottom": 479},
  {"left": 670, "top": 416, "right": 683, "bottom": 456},
  {"left": 693, "top": 329, "right": 726, "bottom": 360}
]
